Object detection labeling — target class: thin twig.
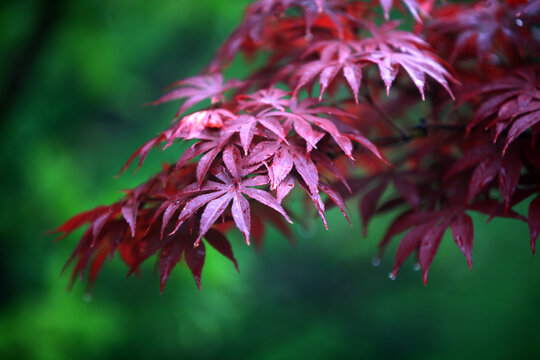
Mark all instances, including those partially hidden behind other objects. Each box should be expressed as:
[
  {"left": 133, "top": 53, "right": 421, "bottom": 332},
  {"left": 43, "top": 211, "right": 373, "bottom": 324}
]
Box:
[
  {"left": 369, "top": 121, "right": 466, "bottom": 147},
  {"left": 361, "top": 93, "right": 409, "bottom": 140}
]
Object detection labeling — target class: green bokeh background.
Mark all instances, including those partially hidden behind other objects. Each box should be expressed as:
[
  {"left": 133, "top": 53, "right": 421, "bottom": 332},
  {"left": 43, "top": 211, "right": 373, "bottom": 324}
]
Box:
[{"left": 1, "top": 1, "right": 539, "bottom": 359}]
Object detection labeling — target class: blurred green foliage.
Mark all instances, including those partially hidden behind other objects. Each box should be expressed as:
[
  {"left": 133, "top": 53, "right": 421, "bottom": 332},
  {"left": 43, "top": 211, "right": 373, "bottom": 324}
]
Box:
[{"left": 0, "top": 1, "right": 539, "bottom": 359}]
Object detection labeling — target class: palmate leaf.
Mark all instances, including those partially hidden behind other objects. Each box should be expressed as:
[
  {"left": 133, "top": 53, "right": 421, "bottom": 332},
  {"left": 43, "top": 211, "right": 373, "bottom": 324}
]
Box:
[
  {"left": 119, "top": 133, "right": 168, "bottom": 174},
  {"left": 293, "top": 22, "right": 456, "bottom": 101},
  {"left": 174, "top": 134, "right": 234, "bottom": 186},
  {"left": 152, "top": 74, "right": 242, "bottom": 117},
  {"left": 158, "top": 221, "right": 237, "bottom": 291},
  {"left": 464, "top": 69, "right": 540, "bottom": 153},
  {"left": 57, "top": 165, "right": 240, "bottom": 292},
  {"left": 237, "top": 87, "right": 290, "bottom": 112},
  {"left": 444, "top": 132, "right": 522, "bottom": 211},
  {"left": 288, "top": 98, "right": 355, "bottom": 155},
  {"left": 158, "top": 224, "right": 205, "bottom": 291},
  {"left": 225, "top": 113, "right": 288, "bottom": 154},
  {"left": 354, "top": 22, "right": 456, "bottom": 99},
  {"left": 267, "top": 98, "right": 363, "bottom": 156},
  {"left": 244, "top": 135, "right": 351, "bottom": 228},
  {"left": 243, "top": 137, "right": 318, "bottom": 201},
  {"left": 119, "top": 111, "right": 235, "bottom": 175},
  {"left": 209, "top": 0, "right": 352, "bottom": 70},
  {"left": 293, "top": 40, "right": 364, "bottom": 102},
  {"left": 384, "top": 211, "right": 463, "bottom": 284},
  {"left": 428, "top": 1, "right": 539, "bottom": 62},
  {"left": 268, "top": 145, "right": 294, "bottom": 190},
  {"left": 417, "top": 219, "right": 449, "bottom": 284},
  {"left": 374, "top": 135, "right": 530, "bottom": 284},
  {"left": 168, "top": 157, "right": 292, "bottom": 246},
  {"left": 59, "top": 0, "right": 540, "bottom": 291}
]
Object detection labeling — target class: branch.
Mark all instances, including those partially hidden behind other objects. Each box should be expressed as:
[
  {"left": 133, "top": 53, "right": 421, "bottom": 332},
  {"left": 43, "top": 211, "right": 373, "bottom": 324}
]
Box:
[
  {"left": 369, "top": 120, "right": 466, "bottom": 147},
  {"left": 361, "top": 92, "right": 410, "bottom": 140}
]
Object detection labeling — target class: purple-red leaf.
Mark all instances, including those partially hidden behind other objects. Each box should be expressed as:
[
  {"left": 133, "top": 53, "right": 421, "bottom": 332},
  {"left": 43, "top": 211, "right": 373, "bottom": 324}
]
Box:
[
  {"left": 451, "top": 212, "right": 474, "bottom": 270},
  {"left": 121, "top": 204, "right": 138, "bottom": 238},
  {"left": 343, "top": 63, "right": 363, "bottom": 103},
  {"left": 347, "top": 133, "right": 389, "bottom": 165},
  {"left": 504, "top": 111, "right": 540, "bottom": 154},
  {"left": 467, "top": 156, "right": 501, "bottom": 202},
  {"left": 270, "top": 147, "right": 294, "bottom": 189},
  {"left": 418, "top": 220, "right": 448, "bottom": 285},
  {"left": 379, "top": 211, "right": 440, "bottom": 255},
  {"left": 161, "top": 202, "right": 181, "bottom": 239},
  {"left": 172, "top": 191, "right": 227, "bottom": 235},
  {"left": 153, "top": 74, "right": 241, "bottom": 116},
  {"left": 55, "top": 206, "right": 109, "bottom": 238},
  {"left": 319, "top": 182, "right": 351, "bottom": 225},
  {"left": 185, "top": 240, "right": 206, "bottom": 290},
  {"left": 196, "top": 193, "right": 234, "bottom": 245},
  {"left": 498, "top": 146, "right": 522, "bottom": 211},
  {"left": 380, "top": 0, "right": 427, "bottom": 21},
  {"left": 204, "top": 229, "right": 239, "bottom": 271},
  {"left": 276, "top": 175, "right": 295, "bottom": 203},
  {"left": 242, "top": 187, "right": 292, "bottom": 223},
  {"left": 244, "top": 141, "right": 281, "bottom": 166},
  {"left": 391, "top": 221, "right": 433, "bottom": 278},
  {"left": 120, "top": 134, "right": 166, "bottom": 174},
  {"left": 232, "top": 191, "right": 251, "bottom": 245},
  {"left": 237, "top": 87, "right": 289, "bottom": 112},
  {"left": 291, "top": 150, "right": 319, "bottom": 196},
  {"left": 393, "top": 177, "right": 420, "bottom": 209},
  {"left": 223, "top": 145, "right": 242, "bottom": 180},
  {"left": 197, "top": 147, "right": 221, "bottom": 187},
  {"left": 159, "top": 236, "right": 186, "bottom": 293}
]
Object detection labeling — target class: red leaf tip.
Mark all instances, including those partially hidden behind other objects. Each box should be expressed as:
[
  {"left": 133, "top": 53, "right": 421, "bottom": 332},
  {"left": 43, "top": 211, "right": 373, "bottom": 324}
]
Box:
[{"left": 422, "top": 270, "right": 429, "bottom": 286}]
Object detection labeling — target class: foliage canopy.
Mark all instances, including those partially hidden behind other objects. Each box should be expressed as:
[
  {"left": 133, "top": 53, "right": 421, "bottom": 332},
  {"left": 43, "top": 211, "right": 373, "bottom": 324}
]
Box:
[{"left": 57, "top": 0, "right": 540, "bottom": 291}]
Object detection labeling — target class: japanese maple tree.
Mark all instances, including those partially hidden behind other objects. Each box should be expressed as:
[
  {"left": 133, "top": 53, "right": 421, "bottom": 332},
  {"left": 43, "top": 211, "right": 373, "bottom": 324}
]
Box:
[{"left": 56, "top": 0, "right": 540, "bottom": 291}]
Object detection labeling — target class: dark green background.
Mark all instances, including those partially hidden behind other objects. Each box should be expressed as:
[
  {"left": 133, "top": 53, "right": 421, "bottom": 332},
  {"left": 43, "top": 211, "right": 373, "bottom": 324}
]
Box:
[{"left": 1, "top": 1, "right": 539, "bottom": 359}]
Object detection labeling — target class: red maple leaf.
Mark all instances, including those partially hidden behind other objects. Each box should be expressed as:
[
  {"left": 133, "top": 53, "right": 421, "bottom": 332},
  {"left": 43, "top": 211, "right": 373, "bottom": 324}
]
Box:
[{"left": 152, "top": 74, "right": 242, "bottom": 117}]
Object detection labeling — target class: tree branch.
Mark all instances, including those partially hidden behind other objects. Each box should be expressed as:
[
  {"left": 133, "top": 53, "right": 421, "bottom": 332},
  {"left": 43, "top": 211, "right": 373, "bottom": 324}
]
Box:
[{"left": 361, "top": 92, "right": 410, "bottom": 140}]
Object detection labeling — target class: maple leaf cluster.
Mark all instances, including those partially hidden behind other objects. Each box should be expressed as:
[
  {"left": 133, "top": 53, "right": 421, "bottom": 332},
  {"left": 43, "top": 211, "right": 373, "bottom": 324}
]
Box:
[{"left": 57, "top": 0, "right": 540, "bottom": 291}]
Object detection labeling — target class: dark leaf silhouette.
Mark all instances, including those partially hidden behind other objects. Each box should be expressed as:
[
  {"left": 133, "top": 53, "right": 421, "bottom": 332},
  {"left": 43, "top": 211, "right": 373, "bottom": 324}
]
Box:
[
  {"left": 451, "top": 212, "right": 474, "bottom": 269},
  {"left": 428, "top": 1, "right": 539, "bottom": 63}
]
